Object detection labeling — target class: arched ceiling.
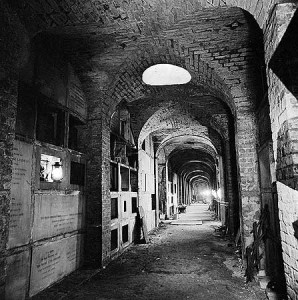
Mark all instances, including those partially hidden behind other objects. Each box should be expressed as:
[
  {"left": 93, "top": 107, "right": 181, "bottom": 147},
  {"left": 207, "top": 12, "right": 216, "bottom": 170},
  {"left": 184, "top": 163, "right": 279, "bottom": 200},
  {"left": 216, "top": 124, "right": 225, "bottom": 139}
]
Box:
[
  {"left": 136, "top": 99, "right": 230, "bottom": 149},
  {"left": 17, "top": 5, "right": 265, "bottom": 117},
  {"left": 169, "top": 148, "right": 217, "bottom": 188},
  {"left": 5, "top": 0, "right": 267, "bottom": 190},
  {"left": 7, "top": 0, "right": 276, "bottom": 36},
  {"left": 134, "top": 99, "right": 225, "bottom": 191}
]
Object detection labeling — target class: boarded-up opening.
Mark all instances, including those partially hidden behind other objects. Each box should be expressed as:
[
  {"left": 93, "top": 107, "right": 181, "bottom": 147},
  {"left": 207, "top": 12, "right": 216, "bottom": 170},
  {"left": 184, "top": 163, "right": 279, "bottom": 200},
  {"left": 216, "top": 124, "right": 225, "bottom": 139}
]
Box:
[
  {"left": 111, "top": 229, "right": 118, "bottom": 251},
  {"left": 152, "top": 194, "right": 156, "bottom": 210},
  {"left": 130, "top": 170, "right": 138, "bottom": 192},
  {"left": 122, "top": 225, "right": 129, "bottom": 243},
  {"left": 110, "top": 163, "right": 118, "bottom": 191},
  {"left": 111, "top": 198, "right": 118, "bottom": 219},
  {"left": 70, "top": 162, "right": 85, "bottom": 185},
  {"left": 120, "top": 166, "right": 129, "bottom": 191},
  {"left": 36, "top": 101, "right": 65, "bottom": 147},
  {"left": 132, "top": 197, "right": 138, "bottom": 213}
]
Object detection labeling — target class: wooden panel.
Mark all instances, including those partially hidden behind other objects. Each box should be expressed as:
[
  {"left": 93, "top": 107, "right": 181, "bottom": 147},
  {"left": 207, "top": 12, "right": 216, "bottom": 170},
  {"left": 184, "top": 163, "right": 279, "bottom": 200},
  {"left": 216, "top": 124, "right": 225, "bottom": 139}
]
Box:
[{"left": 68, "top": 66, "right": 87, "bottom": 119}]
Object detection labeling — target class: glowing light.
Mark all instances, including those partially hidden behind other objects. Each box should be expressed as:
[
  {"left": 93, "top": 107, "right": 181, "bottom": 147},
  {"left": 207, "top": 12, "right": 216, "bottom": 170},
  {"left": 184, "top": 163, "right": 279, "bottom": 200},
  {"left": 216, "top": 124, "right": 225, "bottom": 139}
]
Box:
[
  {"left": 51, "top": 162, "right": 63, "bottom": 182},
  {"left": 201, "top": 189, "right": 211, "bottom": 196},
  {"left": 142, "top": 64, "right": 191, "bottom": 86},
  {"left": 217, "top": 188, "right": 221, "bottom": 199}
]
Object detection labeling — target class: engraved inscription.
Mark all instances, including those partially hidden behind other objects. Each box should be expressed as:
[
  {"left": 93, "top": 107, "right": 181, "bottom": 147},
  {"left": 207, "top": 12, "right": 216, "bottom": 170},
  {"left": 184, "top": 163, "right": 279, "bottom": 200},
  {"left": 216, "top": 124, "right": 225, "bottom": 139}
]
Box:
[
  {"left": 35, "top": 249, "right": 61, "bottom": 281},
  {"left": 8, "top": 140, "right": 33, "bottom": 248},
  {"left": 33, "top": 193, "right": 84, "bottom": 241},
  {"left": 30, "top": 235, "right": 82, "bottom": 297}
]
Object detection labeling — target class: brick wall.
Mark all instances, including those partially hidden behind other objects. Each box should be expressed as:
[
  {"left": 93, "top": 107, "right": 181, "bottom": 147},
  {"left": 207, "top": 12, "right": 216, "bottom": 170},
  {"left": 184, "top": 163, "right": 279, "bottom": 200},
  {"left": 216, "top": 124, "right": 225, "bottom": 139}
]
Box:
[
  {"left": 277, "top": 182, "right": 298, "bottom": 298},
  {"left": 265, "top": 3, "right": 298, "bottom": 298},
  {"left": 6, "top": 1, "right": 276, "bottom": 41},
  {"left": 0, "top": 77, "right": 18, "bottom": 299},
  {"left": 3, "top": 0, "right": 297, "bottom": 295},
  {"left": 104, "top": 7, "right": 264, "bottom": 247},
  {"left": 0, "top": 2, "right": 29, "bottom": 297},
  {"left": 82, "top": 82, "right": 105, "bottom": 267}
]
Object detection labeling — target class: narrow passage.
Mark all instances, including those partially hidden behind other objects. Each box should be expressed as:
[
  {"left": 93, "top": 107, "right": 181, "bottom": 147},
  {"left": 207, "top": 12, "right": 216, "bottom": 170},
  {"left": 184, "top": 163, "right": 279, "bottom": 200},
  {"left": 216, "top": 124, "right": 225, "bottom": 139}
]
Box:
[{"left": 35, "top": 205, "right": 265, "bottom": 300}]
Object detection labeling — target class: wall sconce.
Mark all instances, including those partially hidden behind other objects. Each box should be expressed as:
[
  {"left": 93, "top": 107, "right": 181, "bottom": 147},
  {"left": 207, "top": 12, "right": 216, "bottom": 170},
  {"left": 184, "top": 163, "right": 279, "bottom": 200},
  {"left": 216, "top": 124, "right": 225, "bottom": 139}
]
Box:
[{"left": 51, "top": 161, "right": 63, "bottom": 182}]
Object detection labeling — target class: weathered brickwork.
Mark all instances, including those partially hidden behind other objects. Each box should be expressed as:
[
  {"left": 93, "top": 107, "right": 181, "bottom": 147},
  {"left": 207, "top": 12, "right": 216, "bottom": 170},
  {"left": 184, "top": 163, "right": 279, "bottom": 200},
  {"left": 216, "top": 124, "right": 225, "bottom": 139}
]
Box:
[
  {"left": 0, "top": 7, "right": 25, "bottom": 295},
  {"left": 2, "top": 0, "right": 298, "bottom": 298},
  {"left": 277, "top": 182, "right": 298, "bottom": 299},
  {"left": 0, "top": 1, "right": 30, "bottom": 80},
  {"left": 264, "top": 3, "right": 298, "bottom": 298},
  {"left": 103, "top": 10, "right": 264, "bottom": 248},
  {"left": 101, "top": 116, "right": 112, "bottom": 266},
  {"left": 7, "top": 0, "right": 276, "bottom": 38},
  {"left": 0, "top": 77, "right": 18, "bottom": 298},
  {"left": 235, "top": 113, "right": 260, "bottom": 246}
]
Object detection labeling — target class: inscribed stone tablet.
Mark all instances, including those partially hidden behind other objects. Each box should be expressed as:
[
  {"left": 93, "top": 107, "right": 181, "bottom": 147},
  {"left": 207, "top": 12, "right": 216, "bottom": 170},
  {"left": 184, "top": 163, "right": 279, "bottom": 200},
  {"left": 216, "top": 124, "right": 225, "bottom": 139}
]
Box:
[
  {"left": 29, "top": 234, "right": 83, "bottom": 297},
  {"left": 8, "top": 140, "right": 33, "bottom": 248},
  {"left": 32, "top": 193, "right": 84, "bottom": 241},
  {"left": 5, "top": 250, "right": 30, "bottom": 300}
]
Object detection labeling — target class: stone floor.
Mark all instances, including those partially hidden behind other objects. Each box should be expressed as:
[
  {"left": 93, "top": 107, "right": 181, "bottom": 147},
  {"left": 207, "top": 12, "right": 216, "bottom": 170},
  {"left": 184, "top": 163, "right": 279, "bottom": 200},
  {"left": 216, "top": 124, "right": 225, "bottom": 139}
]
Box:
[{"left": 32, "top": 204, "right": 266, "bottom": 300}]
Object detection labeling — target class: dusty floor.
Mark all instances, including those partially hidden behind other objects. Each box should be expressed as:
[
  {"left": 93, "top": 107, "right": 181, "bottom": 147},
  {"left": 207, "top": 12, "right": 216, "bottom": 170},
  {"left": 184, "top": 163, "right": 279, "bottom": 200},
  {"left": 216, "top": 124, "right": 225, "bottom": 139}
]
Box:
[{"left": 33, "top": 205, "right": 266, "bottom": 300}]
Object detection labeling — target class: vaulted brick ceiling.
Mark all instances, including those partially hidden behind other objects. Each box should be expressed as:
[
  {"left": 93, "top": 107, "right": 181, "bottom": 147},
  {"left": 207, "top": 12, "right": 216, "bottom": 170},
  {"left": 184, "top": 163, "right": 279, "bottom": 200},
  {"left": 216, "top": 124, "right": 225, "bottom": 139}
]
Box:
[
  {"left": 25, "top": 4, "right": 264, "bottom": 105},
  {"left": 8, "top": 0, "right": 273, "bottom": 35},
  {"left": 8, "top": 0, "right": 265, "bottom": 183},
  {"left": 169, "top": 148, "right": 217, "bottom": 186}
]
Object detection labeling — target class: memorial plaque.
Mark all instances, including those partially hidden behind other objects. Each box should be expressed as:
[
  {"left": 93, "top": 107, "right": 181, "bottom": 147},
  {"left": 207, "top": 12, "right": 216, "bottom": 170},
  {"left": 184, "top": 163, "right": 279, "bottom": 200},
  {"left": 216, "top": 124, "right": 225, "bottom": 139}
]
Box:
[
  {"left": 8, "top": 140, "right": 33, "bottom": 248},
  {"left": 5, "top": 250, "right": 30, "bottom": 300},
  {"left": 29, "top": 234, "right": 83, "bottom": 297},
  {"left": 32, "top": 193, "right": 85, "bottom": 241}
]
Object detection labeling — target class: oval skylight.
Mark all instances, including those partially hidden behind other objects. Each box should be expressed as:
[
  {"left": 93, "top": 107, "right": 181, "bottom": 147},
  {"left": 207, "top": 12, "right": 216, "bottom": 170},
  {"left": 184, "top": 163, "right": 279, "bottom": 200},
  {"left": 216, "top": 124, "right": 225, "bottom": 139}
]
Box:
[{"left": 142, "top": 64, "right": 191, "bottom": 86}]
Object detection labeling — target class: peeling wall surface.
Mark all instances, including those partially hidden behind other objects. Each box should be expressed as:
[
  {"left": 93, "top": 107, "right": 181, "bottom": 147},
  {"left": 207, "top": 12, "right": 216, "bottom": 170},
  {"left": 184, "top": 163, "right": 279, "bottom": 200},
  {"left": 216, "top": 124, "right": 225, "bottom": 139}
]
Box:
[{"left": 1, "top": 0, "right": 298, "bottom": 299}]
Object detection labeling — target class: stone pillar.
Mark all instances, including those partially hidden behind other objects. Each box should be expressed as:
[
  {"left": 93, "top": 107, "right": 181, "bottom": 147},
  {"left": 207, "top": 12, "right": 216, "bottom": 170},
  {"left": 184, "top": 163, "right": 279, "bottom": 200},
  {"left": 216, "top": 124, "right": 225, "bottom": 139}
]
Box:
[
  {"left": 235, "top": 112, "right": 260, "bottom": 249},
  {"left": 83, "top": 88, "right": 111, "bottom": 267},
  {"left": 84, "top": 116, "right": 103, "bottom": 267},
  {"left": 165, "top": 161, "right": 169, "bottom": 218},
  {"left": 158, "top": 164, "right": 166, "bottom": 215},
  {"left": 218, "top": 155, "right": 227, "bottom": 225},
  {"left": 101, "top": 116, "right": 112, "bottom": 265},
  {"left": 155, "top": 157, "right": 159, "bottom": 226},
  {"left": 224, "top": 140, "right": 238, "bottom": 236}
]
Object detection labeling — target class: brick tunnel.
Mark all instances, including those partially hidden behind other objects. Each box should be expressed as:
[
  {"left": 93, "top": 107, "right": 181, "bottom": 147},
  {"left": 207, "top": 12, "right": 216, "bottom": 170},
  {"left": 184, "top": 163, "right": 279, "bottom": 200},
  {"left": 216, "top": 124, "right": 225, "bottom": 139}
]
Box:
[{"left": 1, "top": 1, "right": 298, "bottom": 299}]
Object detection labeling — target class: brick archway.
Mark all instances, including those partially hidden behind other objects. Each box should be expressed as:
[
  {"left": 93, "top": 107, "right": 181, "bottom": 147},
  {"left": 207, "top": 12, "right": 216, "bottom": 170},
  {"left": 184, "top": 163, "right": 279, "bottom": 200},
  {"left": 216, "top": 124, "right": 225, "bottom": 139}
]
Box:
[{"left": 106, "top": 44, "right": 235, "bottom": 117}]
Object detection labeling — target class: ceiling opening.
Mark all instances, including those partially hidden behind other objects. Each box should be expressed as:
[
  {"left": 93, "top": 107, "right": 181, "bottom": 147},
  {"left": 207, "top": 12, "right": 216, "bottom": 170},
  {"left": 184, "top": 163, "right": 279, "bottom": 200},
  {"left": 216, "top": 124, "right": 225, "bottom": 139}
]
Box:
[{"left": 142, "top": 64, "right": 191, "bottom": 86}]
